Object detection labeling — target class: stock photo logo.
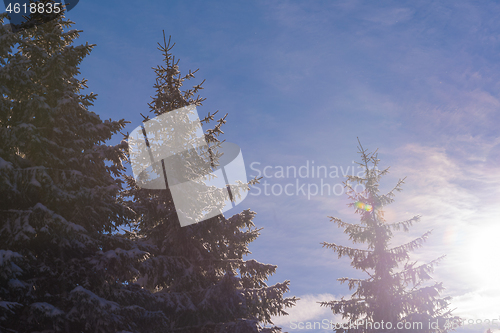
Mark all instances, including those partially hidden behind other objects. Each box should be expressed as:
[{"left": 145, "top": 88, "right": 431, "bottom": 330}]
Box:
[
  {"left": 249, "top": 160, "right": 369, "bottom": 200},
  {"left": 4, "top": 0, "right": 80, "bottom": 32},
  {"left": 128, "top": 105, "right": 248, "bottom": 227}
]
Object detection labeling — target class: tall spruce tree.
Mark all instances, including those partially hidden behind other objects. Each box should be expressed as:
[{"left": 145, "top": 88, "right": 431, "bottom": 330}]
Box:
[
  {"left": 0, "top": 6, "right": 146, "bottom": 333},
  {"left": 121, "top": 33, "right": 296, "bottom": 333},
  {"left": 320, "top": 140, "right": 458, "bottom": 333}
]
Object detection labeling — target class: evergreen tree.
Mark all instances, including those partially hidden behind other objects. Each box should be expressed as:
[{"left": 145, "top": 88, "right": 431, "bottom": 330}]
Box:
[
  {"left": 121, "top": 33, "right": 296, "bottom": 333},
  {"left": 320, "top": 140, "right": 459, "bottom": 333},
  {"left": 0, "top": 6, "right": 142, "bottom": 333}
]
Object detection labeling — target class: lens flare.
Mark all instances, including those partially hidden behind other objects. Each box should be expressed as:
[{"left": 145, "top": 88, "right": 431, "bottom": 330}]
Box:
[{"left": 355, "top": 201, "right": 372, "bottom": 212}]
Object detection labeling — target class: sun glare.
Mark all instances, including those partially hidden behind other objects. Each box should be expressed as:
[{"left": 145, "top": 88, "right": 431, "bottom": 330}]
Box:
[{"left": 465, "top": 225, "right": 500, "bottom": 289}]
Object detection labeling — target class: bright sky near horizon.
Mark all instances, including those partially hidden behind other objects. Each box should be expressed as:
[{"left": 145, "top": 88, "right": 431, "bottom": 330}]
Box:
[{"left": 38, "top": 1, "right": 500, "bottom": 332}]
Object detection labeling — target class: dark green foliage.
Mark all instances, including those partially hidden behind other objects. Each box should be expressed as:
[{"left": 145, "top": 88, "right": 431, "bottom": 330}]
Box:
[
  {"left": 0, "top": 6, "right": 131, "bottom": 332},
  {"left": 121, "top": 34, "right": 296, "bottom": 332}
]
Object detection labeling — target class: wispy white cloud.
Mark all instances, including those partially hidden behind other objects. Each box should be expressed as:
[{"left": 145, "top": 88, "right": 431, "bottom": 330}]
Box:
[
  {"left": 384, "top": 143, "right": 500, "bottom": 315},
  {"left": 271, "top": 293, "right": 344, "bottom": 332},
  {"left": 360, "top": 7, "right": 414, "bottom": 26}
]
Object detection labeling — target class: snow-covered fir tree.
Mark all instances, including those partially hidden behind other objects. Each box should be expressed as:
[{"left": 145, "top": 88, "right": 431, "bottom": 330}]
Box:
[
  {"left": 320, "top": 140, "right": 459, "bottom": 333},
  {"left": 121, "top": 33, "right": 296, "bottom": 333},
  {"left": 0, "top": 6, "right": 144, "bottom": 333}
]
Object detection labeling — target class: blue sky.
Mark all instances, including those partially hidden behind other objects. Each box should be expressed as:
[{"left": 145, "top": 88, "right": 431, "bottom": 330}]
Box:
[{"left": 41, "top": 0, "right": 500, "bottom": 331}]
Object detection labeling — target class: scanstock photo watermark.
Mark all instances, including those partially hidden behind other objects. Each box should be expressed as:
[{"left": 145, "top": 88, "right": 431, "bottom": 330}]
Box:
[
  {"left": 289, "top": 317, "right": 500, "bottom": 330},
  {"left": 249, "top": 161, "right": 368, "bottom": 200}
]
